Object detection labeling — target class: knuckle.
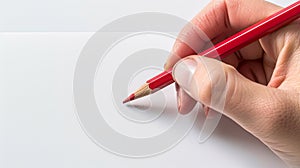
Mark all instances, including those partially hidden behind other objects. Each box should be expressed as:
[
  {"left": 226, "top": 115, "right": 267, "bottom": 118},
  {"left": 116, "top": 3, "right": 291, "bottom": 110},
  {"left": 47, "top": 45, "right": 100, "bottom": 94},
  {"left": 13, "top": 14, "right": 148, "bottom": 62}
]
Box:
[
  {"left": 192, "top": 63, "right": 212, "bottom": 105},
  {"left": 223, "top": 65, "right": 240, "bottom": 111}
]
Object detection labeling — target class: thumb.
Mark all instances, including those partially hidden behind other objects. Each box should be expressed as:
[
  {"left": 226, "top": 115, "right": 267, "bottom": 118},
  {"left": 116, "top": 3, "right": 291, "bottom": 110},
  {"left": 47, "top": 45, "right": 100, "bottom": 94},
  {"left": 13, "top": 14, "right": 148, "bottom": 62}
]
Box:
[{"left": 172, "top": 55, "right": 284, "bottom": 132}]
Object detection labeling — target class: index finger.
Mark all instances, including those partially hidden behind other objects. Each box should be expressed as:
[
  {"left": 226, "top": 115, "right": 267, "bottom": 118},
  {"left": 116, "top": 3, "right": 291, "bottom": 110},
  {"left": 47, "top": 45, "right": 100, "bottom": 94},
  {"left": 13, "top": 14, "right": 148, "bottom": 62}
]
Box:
[{"left": 164, "top": 0, "right": 281, "bottom": 70}]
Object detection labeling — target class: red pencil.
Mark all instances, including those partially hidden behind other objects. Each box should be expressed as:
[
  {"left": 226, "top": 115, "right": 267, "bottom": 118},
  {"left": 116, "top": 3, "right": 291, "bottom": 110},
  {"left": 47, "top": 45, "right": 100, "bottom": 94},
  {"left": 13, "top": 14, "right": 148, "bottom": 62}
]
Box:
[{"left": 123, "top": 0, "right": 300, "bottom": 104}]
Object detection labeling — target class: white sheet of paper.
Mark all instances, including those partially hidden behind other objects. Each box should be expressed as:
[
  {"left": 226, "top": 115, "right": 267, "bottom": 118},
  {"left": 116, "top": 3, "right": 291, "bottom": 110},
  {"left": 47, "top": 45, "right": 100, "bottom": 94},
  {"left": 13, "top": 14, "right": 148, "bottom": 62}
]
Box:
[{"left": 0, "top": 0, "right": 291, "bottom": 167}]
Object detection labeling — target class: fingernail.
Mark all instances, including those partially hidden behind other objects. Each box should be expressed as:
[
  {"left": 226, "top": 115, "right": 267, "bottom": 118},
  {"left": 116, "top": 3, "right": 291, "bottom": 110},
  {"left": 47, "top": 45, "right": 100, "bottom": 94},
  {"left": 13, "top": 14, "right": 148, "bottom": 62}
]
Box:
[{"left": 172, "top": 58, "right": 197, "bottom": 95}]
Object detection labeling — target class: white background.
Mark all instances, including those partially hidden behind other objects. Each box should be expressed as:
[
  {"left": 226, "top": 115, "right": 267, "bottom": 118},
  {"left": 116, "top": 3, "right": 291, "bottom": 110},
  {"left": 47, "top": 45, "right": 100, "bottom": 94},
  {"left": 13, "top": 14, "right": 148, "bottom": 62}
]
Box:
[{"left": 0, "top": 0, "right": 294, "bottom": 167}]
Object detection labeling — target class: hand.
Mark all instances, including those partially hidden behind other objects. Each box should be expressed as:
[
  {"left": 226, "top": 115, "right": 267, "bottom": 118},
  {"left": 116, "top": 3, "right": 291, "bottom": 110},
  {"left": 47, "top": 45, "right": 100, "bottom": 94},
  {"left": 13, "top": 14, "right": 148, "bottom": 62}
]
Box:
[{"left": 164, "top": 0, "right": 300, "bottom": 167}]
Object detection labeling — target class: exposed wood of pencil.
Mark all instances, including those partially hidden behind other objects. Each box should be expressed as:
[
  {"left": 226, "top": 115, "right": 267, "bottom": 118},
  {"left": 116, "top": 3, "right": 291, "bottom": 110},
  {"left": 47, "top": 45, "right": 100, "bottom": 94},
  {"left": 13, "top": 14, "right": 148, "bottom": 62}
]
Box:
[{"left": 122, "top": 83, "right": 152, "bottom": 104}]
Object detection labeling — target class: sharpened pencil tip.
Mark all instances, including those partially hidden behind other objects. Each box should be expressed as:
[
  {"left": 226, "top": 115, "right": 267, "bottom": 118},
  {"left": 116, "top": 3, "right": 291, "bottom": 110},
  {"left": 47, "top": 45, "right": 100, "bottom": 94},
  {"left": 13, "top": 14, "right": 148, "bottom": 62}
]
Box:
[
  {"left": 122, "top": 98, "right": 130, "bottom": 104},
  {"left": 122, "top": 94, "right": 135, "bottom": 104}
]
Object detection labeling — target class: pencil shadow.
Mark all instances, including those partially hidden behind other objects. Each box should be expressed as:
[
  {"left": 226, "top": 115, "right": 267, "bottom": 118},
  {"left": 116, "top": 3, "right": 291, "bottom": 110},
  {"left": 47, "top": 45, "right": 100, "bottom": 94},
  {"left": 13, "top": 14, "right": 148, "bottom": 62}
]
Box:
[{"left": 125, "top": 104, "right": 150, "bottom": 111}]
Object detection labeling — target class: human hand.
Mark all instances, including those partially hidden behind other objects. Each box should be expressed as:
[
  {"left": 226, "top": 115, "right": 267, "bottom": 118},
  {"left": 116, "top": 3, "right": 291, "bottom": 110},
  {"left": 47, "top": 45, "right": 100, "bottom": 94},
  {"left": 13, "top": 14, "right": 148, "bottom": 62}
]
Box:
[{"left": 164, "top": 0, "right": 300, "bottom": 167}]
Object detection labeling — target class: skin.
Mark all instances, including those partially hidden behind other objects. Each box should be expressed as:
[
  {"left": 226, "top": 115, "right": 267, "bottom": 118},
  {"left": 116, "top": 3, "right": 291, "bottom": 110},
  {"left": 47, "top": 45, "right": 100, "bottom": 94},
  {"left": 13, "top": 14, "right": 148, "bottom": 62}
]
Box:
[{"left": 164, "top": 0, "right": 300, "bottom": 167}]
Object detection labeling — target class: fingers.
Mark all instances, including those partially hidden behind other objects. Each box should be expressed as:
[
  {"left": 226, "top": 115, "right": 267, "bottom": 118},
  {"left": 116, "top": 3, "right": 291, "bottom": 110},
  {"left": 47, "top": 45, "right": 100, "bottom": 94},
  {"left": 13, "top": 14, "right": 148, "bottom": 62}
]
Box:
[
  {"left": 176, "top": 84, "right": 197, "bottom": 114},
  {"left": 164, "top": 0, "right": 281, "bottom": 70},
  {"left": 168, "top": 0, "right": 281, "bottom": 118},
  {"left": 171, "top": 55, "right": 284, "bottom": 131},
  {"left": 164, "top": 22, "right": 210, "bottom": 70},
  {"left": 259, "top": 23, "right": 300, "bottom": 89},
  {"left": 237, "top": 59, "right": 267, "bottom": 85}
]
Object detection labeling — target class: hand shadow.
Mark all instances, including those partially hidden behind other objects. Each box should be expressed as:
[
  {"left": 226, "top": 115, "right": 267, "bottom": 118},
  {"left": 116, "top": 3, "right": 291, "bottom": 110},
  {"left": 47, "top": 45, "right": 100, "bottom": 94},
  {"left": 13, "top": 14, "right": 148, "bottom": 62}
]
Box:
[{"left": 192, "top": 107, "right": 285, "bottom": 167}]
